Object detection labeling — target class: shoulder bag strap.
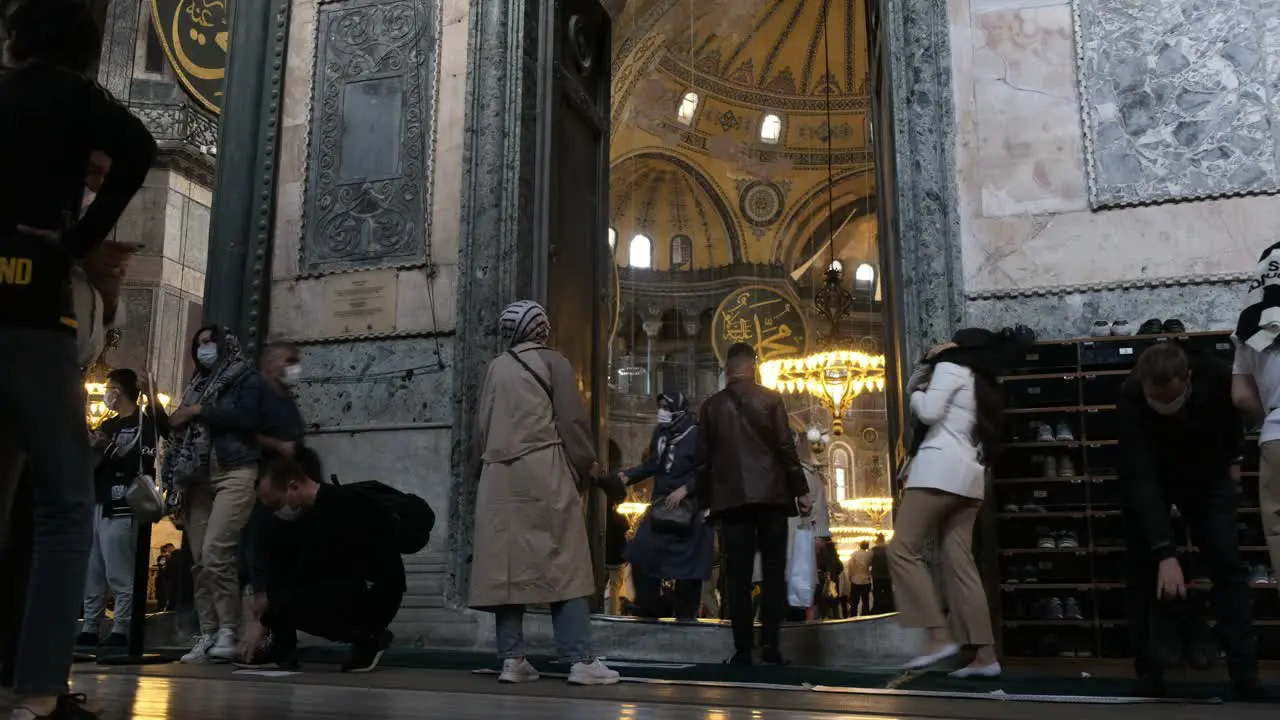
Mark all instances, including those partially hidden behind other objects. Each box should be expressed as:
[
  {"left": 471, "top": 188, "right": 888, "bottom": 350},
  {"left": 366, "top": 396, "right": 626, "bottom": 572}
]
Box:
[{"left": 506, "top": 349, "right": 554, "bottom": 408}]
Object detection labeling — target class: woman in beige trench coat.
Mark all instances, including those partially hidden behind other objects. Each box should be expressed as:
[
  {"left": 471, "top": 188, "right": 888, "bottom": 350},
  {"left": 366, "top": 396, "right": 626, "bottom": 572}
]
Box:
[{"left": 469, "top": 300, "right": 620, "bottom": 686}]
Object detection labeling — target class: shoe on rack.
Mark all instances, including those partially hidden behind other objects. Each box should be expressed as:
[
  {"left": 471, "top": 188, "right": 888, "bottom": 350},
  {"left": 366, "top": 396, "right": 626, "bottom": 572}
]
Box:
[
  {"left": 1063, "top": 597, "right": 1083, "bottom": 620},
  {"left": 1037, "top": 533, "right": 1058, "bottom": 549},
  {"left": 1248, "top": 565, "right": 1270, "bottom": 586},
  {"left": 1057, "top": 531, "right": 1080, "bottom": 549},
  {"left": 342, "top": 629, "right": 393, "bottom": 673},
  {"left": 497, "top": 658, "right": 541, "bottom": 684},
  {"left": 1111, "top": 320, "right": 1133, "bottom": 337},
  {"left": 1043, "top": 456, "right": 1058, "bottom": 478},
  {"left": 73, "top": 632, "right": 98, "bottom": 648},
  {"left": 1059, "top": 456, "right": 1076, "bottom": 477},
  {"left": 1091, "top": 320, "right": 1112, "bottom": 337},
  {"left": 1003, "top": 503, "right": 1020, "bottom": 513},
  {"left": 1162, "top": 319, "right": 1186, "bottom": 334},
  {"left": 1036, "top": 422, "right": 1054, "bottom": 443},
  {"left": 1043, "top": 597, "right": 1064, "bottom": 620},
  {"left": 568, "top": 659, "right": 621, "bottom": 686},
  {"left": 1020, "top": 565, "right": 1039, "bottom": 583},
  {"left": 1054, "top": 421, "right": 1074, "bottom": 442},
  {"left": 1015, "top": 324, "right": 1037, "bottom": 344},
  {"left": 206, "top": 628, "right": 237, "bottom": 662},
  {"left": 1138, "top": 319, "right": 1164, "bottom": 335},
  {"left": 179, "top": 634, "right": 215, "bottom": 664}
]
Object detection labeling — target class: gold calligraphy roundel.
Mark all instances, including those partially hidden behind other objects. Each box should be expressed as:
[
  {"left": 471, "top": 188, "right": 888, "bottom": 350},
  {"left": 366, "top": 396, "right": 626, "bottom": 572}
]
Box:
[
  {"left": 711, "top": 285, "right": 808, "bottom": 365},
  {"left": 150, "top": 0, "right": 229, "bottom": 115}
]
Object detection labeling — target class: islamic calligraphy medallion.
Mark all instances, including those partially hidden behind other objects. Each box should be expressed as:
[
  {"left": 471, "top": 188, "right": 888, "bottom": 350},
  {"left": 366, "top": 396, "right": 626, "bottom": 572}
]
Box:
[
  {"left": 711, "top": 285, "right": 808, "bottom": 365},
  {"left": 150, "top": 0, "right": 229, "bottom": 114}
]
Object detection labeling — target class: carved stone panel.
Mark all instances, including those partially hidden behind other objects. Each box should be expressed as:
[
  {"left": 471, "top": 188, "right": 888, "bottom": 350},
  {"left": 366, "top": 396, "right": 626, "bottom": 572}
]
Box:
[{"left": 303, "top": 0, "right": 437, "bottom": 273}]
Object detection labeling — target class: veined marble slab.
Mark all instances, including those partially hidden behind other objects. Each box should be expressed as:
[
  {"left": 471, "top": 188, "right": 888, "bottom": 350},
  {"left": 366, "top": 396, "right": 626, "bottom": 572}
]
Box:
[{"left": 1074, "top": 0, "right": 1280, "bottom": 207}]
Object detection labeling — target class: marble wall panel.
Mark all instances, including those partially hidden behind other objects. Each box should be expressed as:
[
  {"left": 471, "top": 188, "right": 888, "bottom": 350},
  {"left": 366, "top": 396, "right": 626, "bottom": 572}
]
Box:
[
  {"left": 182, "top": 201, "right": 210, "bottom": 274},
  {"left": 1075, "top": 0, "right": 1280, "bottom": 206},
  {"left": 115, "top": 287, "right": 155, "bottom": 374},
  {"left": 972, "top": 4, "right": 1088, "bottom": 217}
]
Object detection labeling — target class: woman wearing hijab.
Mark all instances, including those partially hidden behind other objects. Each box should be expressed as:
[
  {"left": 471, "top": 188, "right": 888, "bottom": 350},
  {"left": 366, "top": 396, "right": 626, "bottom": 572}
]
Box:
[
  {"left": 890, "top": 328, "right": 1009, "bottom": 677},
  {"left": 165, "top": 326, "right": 266, "bottom": 664},
  {"left": 469, "top": 301, "right": 620, "bottom": 686},
  {"left": 618, "top": 392, "right": 712, "bottom": 620}
]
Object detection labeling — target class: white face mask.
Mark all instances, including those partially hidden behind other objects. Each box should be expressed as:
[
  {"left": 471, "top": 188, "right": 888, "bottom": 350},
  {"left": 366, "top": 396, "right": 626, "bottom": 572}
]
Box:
[
  {"left": 196, "top": 343, "right": 218, "bottom": 368},
  {"left": 275, "top": 506, "right": 303, "bottom": 522},
  {"left": 656, "top": 409, "right": 673, "bottom": 425},
  {"left": 282, "top": 364, "right": 302, "bottom": 386},
  {"left": 104, "top": 389, "right": 121, "bottom": 412},
  {"left": 1147, "top": 390, "right": 1189, "bottom": 416}
]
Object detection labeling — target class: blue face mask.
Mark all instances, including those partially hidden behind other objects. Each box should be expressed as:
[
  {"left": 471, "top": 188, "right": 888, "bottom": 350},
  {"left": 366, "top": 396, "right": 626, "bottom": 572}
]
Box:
[{"left": 656, "top": 409, "right": 673, "bottom": 425}]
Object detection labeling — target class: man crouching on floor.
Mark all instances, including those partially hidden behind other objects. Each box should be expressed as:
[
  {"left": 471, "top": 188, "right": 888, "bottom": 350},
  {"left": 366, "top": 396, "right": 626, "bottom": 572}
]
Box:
[{"left": 237, "top": 454, "right": 406, "bottom": 673}]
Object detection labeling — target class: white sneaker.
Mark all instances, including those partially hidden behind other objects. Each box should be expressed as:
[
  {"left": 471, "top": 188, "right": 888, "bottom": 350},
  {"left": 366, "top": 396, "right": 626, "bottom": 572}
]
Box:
[
  {"left": 498, "top": 658, "right": 541, "bottom": 683},
  {"left": 948, "top": 662, "right": 1002, "bottom": 678},
  {"left": 567, "top": 659, "right": 620, "bottom": 685},
  {"left": 206, "top": 628, "right": 237, "bottom": 661},
  {"left": 179, "top": 634, "right": 215, "bottom": 664},
  {"left": 901, "top": 643, "right": 959, "bottom": 670}
]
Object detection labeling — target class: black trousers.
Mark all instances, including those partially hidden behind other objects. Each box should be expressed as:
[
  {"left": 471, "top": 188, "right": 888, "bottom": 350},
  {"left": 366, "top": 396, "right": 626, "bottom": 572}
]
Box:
[
  {"left": 633, "top": 574, "right": 701, "bottom": 620},
  {"left": 871, "top": 580, "right": 893, "bottom": 614},
  {"left": 0, "top": 473, "right": 32, "bottom": 687},
  {"left": 850, "top": 583, "right": 872, "bottom": 616},
  {"left": 1125, "top": 478, "right": 1256, "bottom": 680},
  {"left": 721, "top": 504, "right": 789, "bottom": 652},
  {"left": 265, "top": 577, "right": 404, "bottom": 648}
]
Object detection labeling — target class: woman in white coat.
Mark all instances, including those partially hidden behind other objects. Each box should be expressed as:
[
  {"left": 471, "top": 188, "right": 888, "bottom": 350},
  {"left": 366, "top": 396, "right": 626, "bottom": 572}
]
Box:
[{"left": 890, "top": 328, "right": 1008, "bottom": 677}]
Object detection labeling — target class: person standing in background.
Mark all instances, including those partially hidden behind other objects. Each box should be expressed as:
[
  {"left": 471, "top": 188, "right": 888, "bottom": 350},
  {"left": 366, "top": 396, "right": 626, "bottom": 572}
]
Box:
[
  {"left": 846, "top": 540, "right": 873, "bottom": 617},
  {"left": 77, "top": 369, "right": 169, "bottom": 648},
  {"left": 869, "top": 534, "right": 892, "bottom": 614},
  {"left": 696, "top": 342, "right": 812, "bottom": 666}
]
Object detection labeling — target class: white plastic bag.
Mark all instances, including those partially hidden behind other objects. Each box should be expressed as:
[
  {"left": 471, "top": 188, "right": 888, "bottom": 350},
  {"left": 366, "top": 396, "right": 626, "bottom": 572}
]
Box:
[{"left": 787, "top": 525, "right": 817, "bottom": 608}]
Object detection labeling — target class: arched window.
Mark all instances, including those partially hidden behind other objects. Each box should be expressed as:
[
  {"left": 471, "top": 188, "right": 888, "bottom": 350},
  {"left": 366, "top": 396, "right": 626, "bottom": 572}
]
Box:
[
  {"left": 670, "top": 235, "right": 693, "bottom": 268},
  {"left": 760, "top": 113, "right": 783, "bottom": 144},
  {"left": 608, "top": 227, "right": 617, "bottom": 250},
  {"left": 830, "top": 443, "right": 854, "bottom": 502},
  {"left": 854, "top": 263, "right": 876, "bottom": 293},
  {"left": 677, "top": 92, "right": 699, "bottom": 125},
  {"left": 628, "top": 234, "right": 652, "bottom": 268}
]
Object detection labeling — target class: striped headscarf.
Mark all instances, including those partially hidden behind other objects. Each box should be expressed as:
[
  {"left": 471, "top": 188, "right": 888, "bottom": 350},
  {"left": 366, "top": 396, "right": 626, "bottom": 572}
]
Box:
[{"left": 499, "top": 300, "right": 551, "bottom": 347}]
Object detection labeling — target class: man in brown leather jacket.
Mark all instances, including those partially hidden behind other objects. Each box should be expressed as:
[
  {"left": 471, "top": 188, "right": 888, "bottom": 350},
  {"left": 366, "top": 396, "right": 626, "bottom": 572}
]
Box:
[{"left": 696, "top": 342, "right": 811, "bottom": 665}]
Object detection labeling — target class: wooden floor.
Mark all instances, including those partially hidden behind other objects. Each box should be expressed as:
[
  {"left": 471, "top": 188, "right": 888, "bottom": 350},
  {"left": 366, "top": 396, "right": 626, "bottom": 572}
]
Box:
[{"left": 0, "top": 664, "right": 1275, "bottom": 719}]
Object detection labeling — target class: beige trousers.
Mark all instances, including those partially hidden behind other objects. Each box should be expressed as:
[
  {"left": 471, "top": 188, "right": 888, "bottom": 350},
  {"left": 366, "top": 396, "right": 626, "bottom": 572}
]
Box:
[
  {"left": 1259, "top": 441, "right": 1280, "bottom": 574},
  {"left": 184, "top": 455, "right": 257, "bottom": 634},
  {"left": 888, "top": 487, "right": 994, "bottom": 646}
]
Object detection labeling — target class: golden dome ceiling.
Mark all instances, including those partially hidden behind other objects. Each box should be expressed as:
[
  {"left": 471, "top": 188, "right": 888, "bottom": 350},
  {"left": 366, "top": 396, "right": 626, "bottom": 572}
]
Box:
[{"left": 610, "top": 153, "right": 741, "bottom": 271}]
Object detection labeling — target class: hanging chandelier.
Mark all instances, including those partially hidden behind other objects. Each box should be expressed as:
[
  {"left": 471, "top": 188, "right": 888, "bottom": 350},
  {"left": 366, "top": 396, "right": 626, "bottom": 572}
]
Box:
[{"left": 757, "top": 0, "right": 884, "bottom": 435}]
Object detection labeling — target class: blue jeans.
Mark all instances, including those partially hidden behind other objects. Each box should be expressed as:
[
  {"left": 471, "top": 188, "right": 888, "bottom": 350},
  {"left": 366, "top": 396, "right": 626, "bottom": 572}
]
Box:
[
  {"left": 494, "top": 597, "right": 593, "bottom": 664},
  {"left": 0, "top": 329, "right": 95, "bottom": 696}
]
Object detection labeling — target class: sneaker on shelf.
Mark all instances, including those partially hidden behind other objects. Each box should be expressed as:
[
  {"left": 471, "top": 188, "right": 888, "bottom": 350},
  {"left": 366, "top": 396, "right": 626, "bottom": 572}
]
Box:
[
  {"left": 1036, "top": 422, "right": 1055, "bottom": 443},
  {"left": 206, "top": 628, "right": 237, "bottom": 662},
  {"left": 1054, "top": 421, "right": 1075, "bottom": 442},
  {"left": 1044, "top": 597, "right": 1064, "bottom": 620},
  {"left": 1057, "top": 531, "right": 1080, "bottom": 549},
  {"left": 1021, "top": 502, "right": 1045, "bottom": 513},
  {"left": 1063, "top": 597, "right": 1084, "bottom": 620},
  {"left": 1059, "top": 456, "right": 1076, "bottom": 477},
  {"left": 1043, "top": 456, "right": 1058, "bottom": 478},
  {"left": 1249, "top": 565, "right": 1271, "bottom": 586},
  {"left": 568, "top": 659, "right": 621, "bottom": 686},
  {"left": 179, "top": 634, "right": 215, "bottom": 664},
  {"left": 1138, "top": 318, "right": 1164, "bottom": 335},
  {"left": 1162, "top": 319, "right": 1186, "bottom": 334},
  {"left": 1003, "top": 503, "right": 1020, "bottom": 513},
  {"left": 1037, "top": 533, "right": 1058, "bottom": 549},
  {"left": 1111, "top": 320, "right": 1133, "bottom": 336},
  {"left": 1021, "top": 565, "right": 1039, "bottom": 583},
  {"left": 498, "top": 657, "right": 541, "bottom": 684},
  {"left": 342, "top": 629, "right": 393, "bottom": 673},
  {"left": 1090, "top": 320, "right": 1112, "bottom": 337},
  {"left": 1015, "top": 324, "right": 1037, "bottom": 344}
]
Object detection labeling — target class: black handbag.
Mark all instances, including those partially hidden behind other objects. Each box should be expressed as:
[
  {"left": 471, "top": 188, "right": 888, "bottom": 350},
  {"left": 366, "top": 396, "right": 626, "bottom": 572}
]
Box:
[{"left": 648, "top": 494, "right": 696, "bottom": 534}]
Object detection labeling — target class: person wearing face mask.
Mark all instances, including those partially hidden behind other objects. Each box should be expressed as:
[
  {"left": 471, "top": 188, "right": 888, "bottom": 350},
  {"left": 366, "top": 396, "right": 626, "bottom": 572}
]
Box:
[
  {"left": 75, "top": 369, "right": 169, "bottom": 649},
  {"left": 1117, "top": 342, "right": 1258, "bottom": 699},
  {"left": 165, "top": 326, "right": 269, "bottom": 664},
  {"left": 254, "top": 341, "right": 306, "bottom": 463},
  {"left": 238, "top": 451, "right": 405, "bottom": 673},
  {"left": 617, "top": 392, "right": 712, "bottom": 621}
]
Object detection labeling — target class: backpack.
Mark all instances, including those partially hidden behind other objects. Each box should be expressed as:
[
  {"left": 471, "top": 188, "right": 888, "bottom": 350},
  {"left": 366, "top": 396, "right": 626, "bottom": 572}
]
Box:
[{"left": 334, "top": 475, "right": 436, "bottom": 554}]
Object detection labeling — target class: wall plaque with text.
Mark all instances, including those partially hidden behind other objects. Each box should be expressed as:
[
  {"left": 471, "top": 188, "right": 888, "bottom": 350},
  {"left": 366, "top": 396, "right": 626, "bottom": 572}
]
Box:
[
  {"left": 150, "top": 0, "right": 229, "bottom": 114},
  {"left": 711, "top": 285, "right": 808, "bottom": 365},
  {"left": 320, "top": 270, "right": 399, "bottom": 337}
]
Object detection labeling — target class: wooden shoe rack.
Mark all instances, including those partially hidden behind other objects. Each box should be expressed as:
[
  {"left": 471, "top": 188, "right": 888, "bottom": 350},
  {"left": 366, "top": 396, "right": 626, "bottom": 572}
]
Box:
[{"left": 991, "top": 330, "right": 1280, "bottom": 660}]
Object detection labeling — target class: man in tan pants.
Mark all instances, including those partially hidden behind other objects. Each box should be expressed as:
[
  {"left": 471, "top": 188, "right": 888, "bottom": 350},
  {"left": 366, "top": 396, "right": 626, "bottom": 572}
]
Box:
[{"left": 1232, "top": 337, "right": 1280, "bottom": 576}]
